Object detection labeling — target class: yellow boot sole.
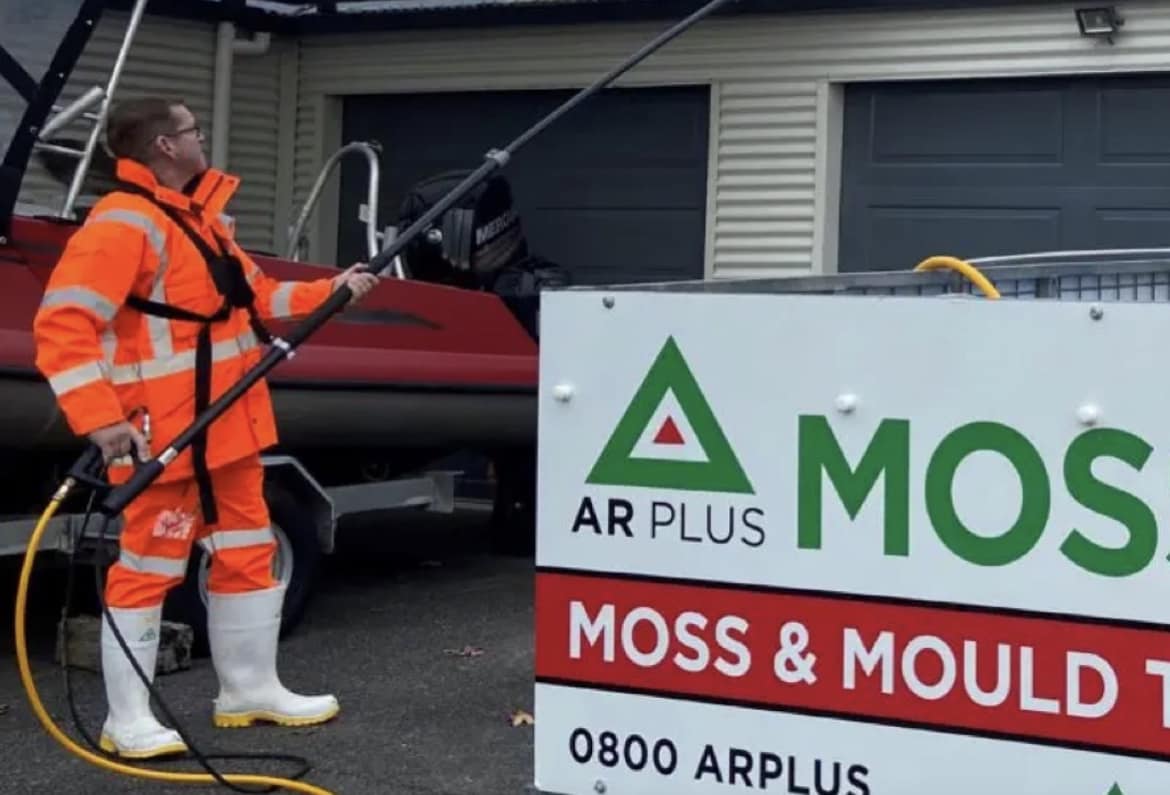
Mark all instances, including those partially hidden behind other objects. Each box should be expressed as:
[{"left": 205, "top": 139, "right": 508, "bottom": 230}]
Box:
[
  {"left": 98, "top": 732, "right": 188, "bottom": 759},
  {"left": 213, "top": 703, "right": 340, "bottom": 729}
]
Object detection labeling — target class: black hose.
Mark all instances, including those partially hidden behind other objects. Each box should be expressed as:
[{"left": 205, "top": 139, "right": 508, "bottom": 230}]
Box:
[{"left": 54, "top": 469, "right": 313, "bottom": 792}]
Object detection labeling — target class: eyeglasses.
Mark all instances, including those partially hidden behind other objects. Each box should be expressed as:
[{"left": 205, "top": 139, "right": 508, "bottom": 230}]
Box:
[{"left": 165, "top": 124, "right": 203, "bottom": 140}]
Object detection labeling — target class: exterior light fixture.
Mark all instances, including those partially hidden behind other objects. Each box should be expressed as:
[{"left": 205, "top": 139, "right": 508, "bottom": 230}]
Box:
[{"left": 1076, "top": 6, "right": 1124, "bottom": 43}]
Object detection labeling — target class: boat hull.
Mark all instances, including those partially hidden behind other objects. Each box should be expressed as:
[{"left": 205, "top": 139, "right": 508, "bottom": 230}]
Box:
[
  {"left": 0, "top": 371, "right": 535, "bottom": 454},
  {"left": 0, "top": 215, "right": 541, "bottom": 464}
]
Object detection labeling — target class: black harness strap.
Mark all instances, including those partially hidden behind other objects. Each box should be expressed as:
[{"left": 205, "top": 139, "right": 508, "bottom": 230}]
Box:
[{"left": 118, "top": 184, "right": 274, "bottom": 525}]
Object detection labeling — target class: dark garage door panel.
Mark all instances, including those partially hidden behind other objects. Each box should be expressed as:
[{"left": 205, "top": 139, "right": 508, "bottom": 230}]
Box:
[
  {"left": 338, "top": 86, "right": 710, "bottom": 285},
  {"left": 839, "top": 75, "right": 1170, "bottom": 272}
]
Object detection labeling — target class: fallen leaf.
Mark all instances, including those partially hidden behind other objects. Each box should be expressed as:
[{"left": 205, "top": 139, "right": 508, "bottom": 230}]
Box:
[
  {"left": 444, "top": 645, "right": 484, "bottom": 657},
  {"left": 509, "top": 709, "right": 534, "bottom": 727},
  {"left": 0, "top": 704, "right": 9, "bottom": 716}
]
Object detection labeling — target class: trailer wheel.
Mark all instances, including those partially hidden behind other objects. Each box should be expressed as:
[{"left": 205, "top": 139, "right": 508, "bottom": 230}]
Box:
[{"left": 164, "top": 483, "right": 322, "bottom": 657}]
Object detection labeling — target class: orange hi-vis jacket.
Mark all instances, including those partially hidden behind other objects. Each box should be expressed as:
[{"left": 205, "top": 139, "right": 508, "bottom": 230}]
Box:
[{"left": 33, "top": 159, "right": 335, "bottom": 518}]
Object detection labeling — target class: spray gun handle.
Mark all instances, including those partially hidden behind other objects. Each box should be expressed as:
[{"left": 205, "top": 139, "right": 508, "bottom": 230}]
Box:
[
  {"left": 66, "top": 441, "right": 155, "bottom": 495},
  {"left": 66, "top": 443, "right": 111, "bottom": 493},
  {"left": 67, "top": 409, "right": 153, "bottom": 497}
]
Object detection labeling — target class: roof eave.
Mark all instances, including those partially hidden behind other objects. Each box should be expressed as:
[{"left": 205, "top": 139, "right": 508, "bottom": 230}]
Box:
[{"left": 104, "top": 0, "right": 1073, "bottom": 35}]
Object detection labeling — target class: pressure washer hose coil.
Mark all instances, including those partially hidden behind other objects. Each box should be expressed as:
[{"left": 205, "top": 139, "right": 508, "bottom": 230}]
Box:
[{"left": 14, "top": 479, "right": 335, "bottom": 795}]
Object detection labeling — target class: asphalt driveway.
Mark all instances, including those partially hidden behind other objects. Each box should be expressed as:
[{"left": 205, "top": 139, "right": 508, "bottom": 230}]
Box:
[{"left": 0, "top": 505, "right": 537, "bottom": 794}]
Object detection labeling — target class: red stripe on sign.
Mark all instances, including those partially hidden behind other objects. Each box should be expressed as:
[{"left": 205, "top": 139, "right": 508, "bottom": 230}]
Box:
[{"left": 534, "top": 570, "right": 1170, "bottom": 760}]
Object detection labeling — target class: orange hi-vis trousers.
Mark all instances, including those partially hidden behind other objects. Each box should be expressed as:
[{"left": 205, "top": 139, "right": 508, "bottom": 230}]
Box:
[{"left": 104, "top": 454, "right": 277, "bottom": 609}]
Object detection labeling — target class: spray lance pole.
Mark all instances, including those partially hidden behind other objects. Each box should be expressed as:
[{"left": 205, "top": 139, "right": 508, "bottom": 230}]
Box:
[{"left": 96, "top": 0, "right": 741, "bottom": 518}]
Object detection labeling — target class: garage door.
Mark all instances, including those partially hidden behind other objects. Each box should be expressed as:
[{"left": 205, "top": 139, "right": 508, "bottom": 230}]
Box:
[
  {"left": 337, "top": 86, "right": 710, "bottom": 285},
  {"left": 838, "top": 75, "right": 1170, "bottom": 272}
]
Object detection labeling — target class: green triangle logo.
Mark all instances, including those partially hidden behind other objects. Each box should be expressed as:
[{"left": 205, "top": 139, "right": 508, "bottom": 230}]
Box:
[
  {"left": 586, "top": 336, "right": 754, "bottom": 494},
  {"left": 1106, "top": 785, "right": 1124, "bottom": 795}
]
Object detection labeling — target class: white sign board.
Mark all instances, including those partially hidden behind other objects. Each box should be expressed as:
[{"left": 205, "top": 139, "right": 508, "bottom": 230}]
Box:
[{"left": 534, "top": 289, "right": 1170, "bottom": 795}]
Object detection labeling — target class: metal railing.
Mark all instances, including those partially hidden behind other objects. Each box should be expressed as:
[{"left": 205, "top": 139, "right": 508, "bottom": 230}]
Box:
[{"left": 286, "top": 140, "right": 405, "bottom": 278}]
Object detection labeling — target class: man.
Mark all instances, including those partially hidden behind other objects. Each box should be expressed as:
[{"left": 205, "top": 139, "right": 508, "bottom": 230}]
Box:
[{"left": 32, "top": 97, "right": 379, "bottom": 759}]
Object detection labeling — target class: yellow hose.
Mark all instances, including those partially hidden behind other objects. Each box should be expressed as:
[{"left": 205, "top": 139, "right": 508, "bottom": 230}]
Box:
[
  {"left": 914, "top": 255, "right": 1001, "bottom": 299},
  {"left": 14, "top": 478, "right": 335, "bottom": 795}
]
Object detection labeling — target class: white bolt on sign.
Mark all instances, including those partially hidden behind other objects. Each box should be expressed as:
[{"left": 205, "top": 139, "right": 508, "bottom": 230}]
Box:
[{"left": 533, "top": 289, "right": 1170, "bottom": 795}]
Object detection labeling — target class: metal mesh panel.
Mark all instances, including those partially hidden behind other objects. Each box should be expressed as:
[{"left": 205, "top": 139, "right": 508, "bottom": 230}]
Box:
[
  {"left": 592, "top": 255, "right": 1170, "bottom": 300},
  {"left": 1011, "top": 270, "right": 1170, "bottom": 302},
  {"left": 832, "top": 267, "right": 1170, "bottom": 302}
]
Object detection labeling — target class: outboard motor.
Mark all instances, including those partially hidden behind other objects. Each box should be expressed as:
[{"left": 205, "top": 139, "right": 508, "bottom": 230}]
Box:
[{"left": 396, "top": 169, "right": 569, "bottom": 339}]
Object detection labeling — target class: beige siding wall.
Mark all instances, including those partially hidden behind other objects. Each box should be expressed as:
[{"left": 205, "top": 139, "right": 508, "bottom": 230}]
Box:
[
  {"left": 712, "top": 79, "right": 818, "bottom": 276},
  {"left": 22, "top": 4, "right": 1165, "bottom": 275},
  {"left": 12, "top": 10, "right": 281, "bottom": 251},
  {"left": 290, "top": 1, "right": 1170, "bottom": 278},
  {"left": 225, "top": 37, "right": 288, "bottom": 253}
]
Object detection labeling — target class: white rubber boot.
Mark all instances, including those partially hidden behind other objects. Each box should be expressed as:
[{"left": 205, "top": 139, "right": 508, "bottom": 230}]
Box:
[
  {"left": 207, "top": 584, "right": 339, "bottom": 729},
  {"left": 98, "top": 604, "right": 188, "bottom": 759}
]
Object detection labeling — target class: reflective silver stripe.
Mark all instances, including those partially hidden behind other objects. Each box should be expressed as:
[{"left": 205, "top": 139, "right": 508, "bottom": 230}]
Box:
[
  {"left": 109, "top": 328, "right": 259, "bottom": 385},
  {"left": 39, "top": 286, "right": 117, "bottom": 323},
  {"left": 87, "top": 207, "right": 174, "bottom": 359},
  {"left": 118, "top": 549, "right": 187, "bottom": 578},
  {"left": 146, "top": 276, "right": 174, "bottom": 359},
  {"left": 87, "top": 208, "right": 167, "bottom": 260},
  {"left": 270, "top": 282, "right": 296, "bottom": 318},
  {"left": 201, "top": 526, "right": 275, "bottom": 554},
  {"left": 100, "top": 327, "right": 118, "bottom": 366},
  {"left": 47, "top": 359, "right": 108, "bottom": 396}
]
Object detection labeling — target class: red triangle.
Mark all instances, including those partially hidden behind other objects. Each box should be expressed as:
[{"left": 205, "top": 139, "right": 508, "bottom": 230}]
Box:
[{"left": 653, "top": 417, "right": 686, "bottom": 445}]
